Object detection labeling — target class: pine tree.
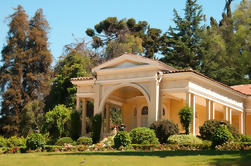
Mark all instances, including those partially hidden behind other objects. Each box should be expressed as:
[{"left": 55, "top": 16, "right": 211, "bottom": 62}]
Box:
[
  {"left": 25, "top": 8, "right": 52, "bottom": 101},
  {"left": 0, "top": 5, "right": 29, "bottom": 136},
  {"left": 160, "top": 0, "right": 205, "bottom": 70}
]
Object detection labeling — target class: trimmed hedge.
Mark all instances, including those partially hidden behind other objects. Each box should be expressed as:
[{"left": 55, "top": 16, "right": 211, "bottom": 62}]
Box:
[
  {"left": 0, "top": 136, "right": 7, "bottom": 147},
  {"left": 150, "top": 119, "right": 179, "bottom": 144},
  {"left": 212, "top": 125, "right": 234, "bottom": 147},
  {"left": 56, "top": 137, "right": 73, "bottom": 146},
  {"left": 199, "top": 120, "right": 239, "bottom": 140},
  {"left": 129, "top": 127, "right": 159, "bottom": 145},
  {"left": 77, "top": 137, "right": 93, "bottom": 145},
  {"left": 168, "top": 134, "right": 202, "bottom": 145},
  {"left": 114, "top": 131, "right": 131, "bottom": 149}
]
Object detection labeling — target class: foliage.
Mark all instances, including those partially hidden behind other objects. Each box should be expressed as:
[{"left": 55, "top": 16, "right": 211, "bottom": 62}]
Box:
[
  {"left": 20, "top": 100, "right": 45, "bottom": 137},
  {"left": 70, "top": 110, "right": 81, "bottom": 140},
  {"left": 212, "top": 125, "right": 234, "bottom": 147},
  {"left": 240, "top": 134, "right": 251, "bottom": 142},
  {"left": 77, "top": 137, "right": 93, "bottom": 145},
  {"left": 129, "top": 127, "right": 159, "bottom": 145},
  {"left": 86, "top": 17, "right": 163, "bottom": 59},
  {"left": 160, "top": 0, "right": 205, "bottom": 70},
  {"left": 150, "top": 119, "right": 179, "bottom": 144},
  {"left": 26, "top": 133, "right": 45, "bottom": 150},
  {"left": 0, "top": 136, "right": 7, "bottom": 147},
  {"left": 7, "top": 136, "right": 26, "bottom": 147},
  {"left": 45, "top": 42, "right": 92, "bottom": 111},
  {"left": 168, "top": 134, "right": 202, "bottom": 145},
  {"left": 199, "top": 120, "right": 239, "bottom": 141},
  {"left": 113, "top": 131, "right": 131, "bottom": 149},
  {"left": 215, "top": 141, "right": 241, "bottom": 151},
  {"left": 56, "top": 137, "right": 73, "bottom": 146},
  {"left": 91, "top": 113, "right": 102, "bottom": 143},
  {"left": 110, "top": 107, "right": 122, "bottom": 124},
  {"left": 45, "top": 104, "right": 71, "bottom": 139},
  {"left": 179, "top": 106, "right": 193, "bottom": 134}
]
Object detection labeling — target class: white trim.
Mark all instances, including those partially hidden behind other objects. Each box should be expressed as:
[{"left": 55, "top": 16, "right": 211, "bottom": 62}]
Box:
[
  {"left": 76, "top": 92, "right": 95, "bottom": 98},
  {"left": 96, "top": 76, "right": 154, "bottom": 85}
]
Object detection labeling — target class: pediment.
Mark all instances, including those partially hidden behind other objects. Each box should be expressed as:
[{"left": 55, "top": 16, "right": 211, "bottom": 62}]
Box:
[{"left": 92, "top": 53, "right": 176, "bottom": 73}]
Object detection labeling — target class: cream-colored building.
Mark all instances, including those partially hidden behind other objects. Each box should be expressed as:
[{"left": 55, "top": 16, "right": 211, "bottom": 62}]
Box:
[{"left": 71, "top": 53, "right": 251, "bottom": 137}]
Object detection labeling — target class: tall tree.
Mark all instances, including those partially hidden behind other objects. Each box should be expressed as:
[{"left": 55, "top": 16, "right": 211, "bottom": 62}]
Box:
[
  {"left": 86, "top": 17, "right": 163, "bottom": 59},
  {"left": 0, "top": 5, "right": 29, "bottom": 136},
  {"left": 160, "top": 0, "right": 205, "bottom": 70},
  {"left": 45, "top": 41, "right": 93, "bottom": 111},
  {"left": 24, "top": 8, "right": 52, "bottom": 102}
]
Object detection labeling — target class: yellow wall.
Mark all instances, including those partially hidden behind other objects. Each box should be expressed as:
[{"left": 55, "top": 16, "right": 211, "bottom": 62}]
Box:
[
  {"left": 215, "top": 111, "right": 224, "bottom": 121},
  {"left": 246, "top": 115, "right": 251, "bottom": 136},
  {"left": 195, "top": 105, "right": 206, "bottom": 135},
  {"left": 232, "top": 115, "right": 239, "bottom": 132}
]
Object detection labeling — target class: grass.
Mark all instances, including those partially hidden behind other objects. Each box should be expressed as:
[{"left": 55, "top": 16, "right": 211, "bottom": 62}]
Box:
[{"left": 1, "top": 150, "right": 251, "bottom": 166}]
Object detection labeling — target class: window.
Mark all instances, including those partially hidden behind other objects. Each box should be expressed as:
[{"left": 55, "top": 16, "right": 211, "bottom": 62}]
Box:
[
  {"left": 141, "top": 106, "right": 148, "bottom": 115},
  {"left": 163, "top": 108, "right": 165, "bottom": 116}
]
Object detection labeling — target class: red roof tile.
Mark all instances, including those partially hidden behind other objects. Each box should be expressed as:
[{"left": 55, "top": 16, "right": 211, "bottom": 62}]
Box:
[
  {"left": 231, "top": 84, "right": 251, "bottom": 95},
  {"left": 71, "top": 77, "right": 93, "bottom": 81}
]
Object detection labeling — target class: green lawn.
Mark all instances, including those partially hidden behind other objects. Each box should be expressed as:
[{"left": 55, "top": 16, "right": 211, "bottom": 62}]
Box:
[{"left": 1, "top": 150, "right": 251, "bottom": 166}]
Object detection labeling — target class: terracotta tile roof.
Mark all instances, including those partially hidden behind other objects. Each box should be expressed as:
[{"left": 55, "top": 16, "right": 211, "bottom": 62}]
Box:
[
  {"left": 231, "top": 84, "right": 251, "bottom": 96},
  {"left": 71, "top": 77, "right": 93, "bottom": 81},
  {"left": 163, "top": 69, "right": 247, "bottom": 96}
]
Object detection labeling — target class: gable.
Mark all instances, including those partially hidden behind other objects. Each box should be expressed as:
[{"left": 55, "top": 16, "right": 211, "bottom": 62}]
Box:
[{"left": 102, "top": 60, "right": 147, "bottom": 70}]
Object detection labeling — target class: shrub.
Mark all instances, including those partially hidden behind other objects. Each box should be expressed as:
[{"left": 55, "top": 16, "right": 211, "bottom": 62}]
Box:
[
  {"left": 150, "top": 119, "right": 179, "bottom": 144},
  {"left": 199, "top": 120, "right": 239, "bottom": 141},
  {"left": 26, "top": 133, "right": 45, "bottom": 150},
  {"left": 113, "top": 131, "right": 131, "bottom": 149},
  {"left": 179, "top": 106, "right": 193, "bottom": 134},
  {"left": 56, "top": 137, "right": 73, "bottom": 146},
  {"left": 0, "top": 136, "right": 7, "bottom": 147},
  {"left": 212, "top": 125, "right": 234, "bottom": 147},
  {"left": 168, "top": 134, "right": 202, "bottom": 145},
  {"left": 215, "top": 141, "right": 241, "bottom": 151},
  {"left": 91, "top": 113, "right": 102, "bottom": 143},
  {"left": 129, "top": 127, "right": 159, "bottom": 145},
  {"left": 239, "top": 134, "right": 251, "bottom": 142},
  {"left": 70, "top": 110, "right": 81, "bottom": 140},
  {"left": 77, "top": 137, "right": 93, "bottom": 145},
  {"left": 7, "top": 136, "right": 26, "bottom": 147}
]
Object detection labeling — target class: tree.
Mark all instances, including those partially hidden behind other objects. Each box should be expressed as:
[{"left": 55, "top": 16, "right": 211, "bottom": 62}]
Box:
[
  {"left": 160, "top": 0, "right": 205, "bottom": 70},
  {"left": 45, "top": 41, "right": 92, "bottom": 111},
  {"left": 86, "top": 17, "right": 163, "bottom": 59},
  {"left": 20, "top": 100, "right": 45, "bottom": 137},
  {"left": 24, "top": 8, "right": 52, "bottom": 102},
  {"left": 45, "top": 104, "right": 71, "bottom": 139},
  {"left": 0, "top": 5, "right": 29, "bottom": 136},
  {"left": 179, "top": 106, "right": 193, "bottom": 134}
]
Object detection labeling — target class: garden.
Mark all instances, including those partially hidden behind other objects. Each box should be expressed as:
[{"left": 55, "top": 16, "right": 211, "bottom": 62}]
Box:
[{"left": 1, "top": 106, "right": 251, "bottom": 165}]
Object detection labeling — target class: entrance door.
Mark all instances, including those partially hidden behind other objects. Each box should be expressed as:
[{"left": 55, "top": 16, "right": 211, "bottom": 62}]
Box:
[{"left": 141, "top": 106, "right": 148, "bottom": 127}]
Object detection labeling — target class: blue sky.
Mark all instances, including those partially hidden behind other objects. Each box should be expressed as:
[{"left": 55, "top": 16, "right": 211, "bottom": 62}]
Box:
[{"left": 0, "top": 0, "right": 242, "bottom": 63}]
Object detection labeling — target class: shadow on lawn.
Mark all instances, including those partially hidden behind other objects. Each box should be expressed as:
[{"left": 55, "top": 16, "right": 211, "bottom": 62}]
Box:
[{"left": 44, "top": 150, "right": 251, "bottom": 158}]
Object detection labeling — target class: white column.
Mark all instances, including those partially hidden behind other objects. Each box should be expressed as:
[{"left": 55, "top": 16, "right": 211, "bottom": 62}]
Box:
[
  {"left": 81, "top": 98, "right": 87, "bottom": 136},
  {"left": 191, "top": 94, "right": 196, "bottom": 136},
  {"left": 210, "top": 101, "right": 215, "bottom": 120},
  {"left": 229, "top": 109, "right": 232, "bottom": 124},
  {"left": 186, "top": 92, "right": 191, "bottom": 107},
  {"left": 206, "top": 99, "right": 211, "bottom": 120},
  {"left": 106, "top": 104, "right": 110, "bottom": 133},
  {"left": 224, "top": 107, "right": 229, "bottom": 121},
  {"left": 240, "top": 112, "right": 244, "bottom": 134},
  {"left": 76, "top": 97, "right": 80, "bottom": 112}
]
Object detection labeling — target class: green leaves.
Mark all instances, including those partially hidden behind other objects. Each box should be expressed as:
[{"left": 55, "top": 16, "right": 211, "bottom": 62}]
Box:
[{"left": 179, "top": 106, "right": 193, "bottom": 134}]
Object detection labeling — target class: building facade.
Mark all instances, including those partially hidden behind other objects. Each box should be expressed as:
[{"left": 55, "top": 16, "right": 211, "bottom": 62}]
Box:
[{"left": 71, "top": 53, "right": 251, "bottom": 136}]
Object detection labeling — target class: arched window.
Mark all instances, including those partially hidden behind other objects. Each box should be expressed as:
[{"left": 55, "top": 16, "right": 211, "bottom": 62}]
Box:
[
  {"left": 141, "top": 106, "right": 148, "bottom": 115},
  {"left": 163, "top": 108, "right": 165, "bottom": 116}
]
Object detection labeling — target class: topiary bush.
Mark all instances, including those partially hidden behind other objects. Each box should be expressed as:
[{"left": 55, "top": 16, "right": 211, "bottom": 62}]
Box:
[
  {"left": 167, "top": 134, "right": 202, "bottom": 145},
  {"left": 26, "top": 133, "right": 46, "bottom": 150},
  {"left": 199, "top": 120, "right": 239, "bottom": 141},
  {"left": 113, "top": 131, "right": 131, "bottom": 149},
  {"left": 0, "top": 136, "right": 7, "bottom": 147},
  {"left": 150, "top": 119, "right": 179, "bottom": 144},
  {"left": 91, "top": 113, "right": 102, "bottom": 143},
  {"left": 77, "top": 137, "right": 93, "bottom": 145},
  {"left": 212, "top": 125, "right": 234, "bottom": 147},
  {"left": 179, "top": 106, "right": 193, "bottom": 134},
  {"left": 129, "top": 127, "right": 159, "bottom": 145},
  {"left": 56, "top": 137, "right": 73, "bottom": 146}
]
